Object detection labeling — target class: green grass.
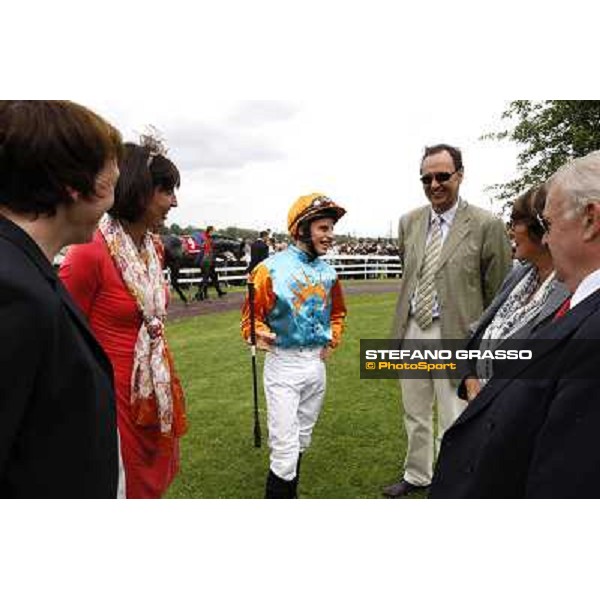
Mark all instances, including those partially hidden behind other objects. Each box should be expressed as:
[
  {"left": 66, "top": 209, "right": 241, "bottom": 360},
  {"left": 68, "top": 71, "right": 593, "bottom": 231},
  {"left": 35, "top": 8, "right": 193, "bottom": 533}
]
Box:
[
  {"left": 170, "top": 277, "right": 401, "bottom": 304},
  {"left": 165, "top": 292, "right": 418, "bottom": 498}
]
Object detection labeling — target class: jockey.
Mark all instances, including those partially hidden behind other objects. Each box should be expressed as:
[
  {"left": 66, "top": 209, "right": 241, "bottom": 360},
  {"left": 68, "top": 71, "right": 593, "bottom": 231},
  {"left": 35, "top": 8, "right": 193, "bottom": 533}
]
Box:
[{"left": 241, "top": 193, "right": 348, "bottom": 498}]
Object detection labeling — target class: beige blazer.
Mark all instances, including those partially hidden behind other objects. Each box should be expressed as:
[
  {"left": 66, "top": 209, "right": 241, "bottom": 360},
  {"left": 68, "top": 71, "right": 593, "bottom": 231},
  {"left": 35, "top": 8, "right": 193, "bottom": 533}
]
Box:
[{"left": 393, "top": 200, "right": 512, "bottom": 343}]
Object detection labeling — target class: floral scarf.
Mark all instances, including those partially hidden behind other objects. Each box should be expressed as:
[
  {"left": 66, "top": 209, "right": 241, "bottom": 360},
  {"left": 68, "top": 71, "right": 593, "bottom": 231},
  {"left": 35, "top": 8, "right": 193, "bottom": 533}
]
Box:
[
  {"left": 99, "top": 214, "right": 187, "bottom": 439},
  {"left": 478, "top": 269, "right": 555, "bottom": 384}
]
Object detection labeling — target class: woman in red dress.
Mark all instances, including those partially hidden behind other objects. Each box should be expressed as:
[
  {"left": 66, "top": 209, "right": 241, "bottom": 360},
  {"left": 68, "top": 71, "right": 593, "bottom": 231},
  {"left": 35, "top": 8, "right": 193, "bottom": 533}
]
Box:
[{"left": 60, "top": 139, "right": 187, "bottom": 498}]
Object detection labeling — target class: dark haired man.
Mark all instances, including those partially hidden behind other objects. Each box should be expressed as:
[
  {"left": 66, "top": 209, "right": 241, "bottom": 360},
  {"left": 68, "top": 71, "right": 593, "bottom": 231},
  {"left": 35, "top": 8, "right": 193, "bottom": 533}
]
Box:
[
  {"left": 248, "top": 230, "right": 270, "bottom": 274},
  {"left": 383, "top": 144, "right": 512, "bottom": 498}
]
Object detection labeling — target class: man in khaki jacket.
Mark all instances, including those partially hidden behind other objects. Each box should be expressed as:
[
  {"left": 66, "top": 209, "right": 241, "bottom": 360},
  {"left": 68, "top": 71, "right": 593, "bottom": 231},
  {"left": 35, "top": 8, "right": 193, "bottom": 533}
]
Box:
[{"left": 383, "top": 144, "right": 512, "bottom": 498}]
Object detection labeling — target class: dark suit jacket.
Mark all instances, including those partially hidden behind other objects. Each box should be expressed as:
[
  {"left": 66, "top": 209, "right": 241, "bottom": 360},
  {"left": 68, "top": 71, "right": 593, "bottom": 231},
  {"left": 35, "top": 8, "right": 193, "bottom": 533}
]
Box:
[
  {"left": 0, "top": 216, "right": 118, "bottom": 498},
  {"left": 457, "top": 263, "right": 571, "bottom": 398},
  {"left": 430, "top": 288, "right": 600, "bottom": 498},
  {"left": 248, "top": 239, "right": 269, "bottom": 273}
]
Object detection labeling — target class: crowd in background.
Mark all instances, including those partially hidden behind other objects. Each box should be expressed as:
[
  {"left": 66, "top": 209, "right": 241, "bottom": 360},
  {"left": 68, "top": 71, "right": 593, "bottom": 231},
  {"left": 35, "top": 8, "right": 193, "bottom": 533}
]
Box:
[
  {"left": 241, "top": 236, "right": 399, "bottom": 260},
  {"left": 332, "top": 239, "right": 399, "bottom": 255},
  {"left": 5, "top": 101, "right": 600, "bottom": 500}
]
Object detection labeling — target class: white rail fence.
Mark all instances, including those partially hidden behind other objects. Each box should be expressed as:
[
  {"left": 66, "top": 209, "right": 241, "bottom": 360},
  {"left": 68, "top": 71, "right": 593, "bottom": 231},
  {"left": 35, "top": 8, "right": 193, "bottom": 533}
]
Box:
[{"left": 168, "top": 254, "right": 402, "bottom": 286}]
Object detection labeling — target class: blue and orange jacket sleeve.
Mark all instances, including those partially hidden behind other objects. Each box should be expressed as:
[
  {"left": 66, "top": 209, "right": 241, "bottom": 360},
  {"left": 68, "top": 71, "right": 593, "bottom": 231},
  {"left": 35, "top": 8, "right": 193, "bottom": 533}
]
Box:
[
  {"left": 241, "top": 264, "right": 277, "bottom": 342},
  {"left": 329, "top": 279, "right": 347, "bottom": 348}
]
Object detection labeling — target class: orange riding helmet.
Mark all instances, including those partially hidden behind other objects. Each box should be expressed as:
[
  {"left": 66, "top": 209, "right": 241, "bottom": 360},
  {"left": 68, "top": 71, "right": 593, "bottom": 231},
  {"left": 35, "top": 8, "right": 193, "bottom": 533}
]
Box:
[{"left": 287, "top": 193, "right": 346, "bottom": 239}]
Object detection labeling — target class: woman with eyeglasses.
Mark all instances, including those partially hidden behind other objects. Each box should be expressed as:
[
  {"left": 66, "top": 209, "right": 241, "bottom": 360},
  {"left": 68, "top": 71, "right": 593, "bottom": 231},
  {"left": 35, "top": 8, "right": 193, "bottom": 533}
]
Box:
[
  {"left": 59, "top": 137, "right": 188, "bottom": 498},
  {"left": 460, "top": 185, "right": 570, "bottom": 402}
]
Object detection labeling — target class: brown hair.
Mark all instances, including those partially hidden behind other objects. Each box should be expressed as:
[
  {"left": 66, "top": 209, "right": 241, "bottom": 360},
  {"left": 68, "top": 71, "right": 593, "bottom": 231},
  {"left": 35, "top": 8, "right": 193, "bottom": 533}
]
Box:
[
  {"left": 0, "top": 101, "right": 122, "bottom": 217},
  {"left": 511, "top": 185, "right": 547, "bottom": 241},
  {"left": 109, "top": 142, "right": 180, "bottom": 223}
]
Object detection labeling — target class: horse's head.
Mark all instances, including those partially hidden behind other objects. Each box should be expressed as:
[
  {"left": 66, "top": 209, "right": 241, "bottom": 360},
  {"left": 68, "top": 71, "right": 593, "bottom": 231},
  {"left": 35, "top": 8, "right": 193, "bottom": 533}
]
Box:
[
  {"left": 161, "top": 234, "right": 184, "bottom": 261},
  {"left": 235, "top": 239, "right": 246, "bottom": 260},
  {"left": 213, "top": 235, "right": 245, "bottom": 260},
  {"left": 220, "top": 251, "right": 236, "bottom": 262}
]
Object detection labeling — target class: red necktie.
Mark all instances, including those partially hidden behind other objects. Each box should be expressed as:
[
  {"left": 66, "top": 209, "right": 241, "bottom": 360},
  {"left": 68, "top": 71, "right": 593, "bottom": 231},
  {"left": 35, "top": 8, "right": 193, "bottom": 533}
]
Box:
[{"left": 553, "top": 298, "right": 571, "bottom": 321}]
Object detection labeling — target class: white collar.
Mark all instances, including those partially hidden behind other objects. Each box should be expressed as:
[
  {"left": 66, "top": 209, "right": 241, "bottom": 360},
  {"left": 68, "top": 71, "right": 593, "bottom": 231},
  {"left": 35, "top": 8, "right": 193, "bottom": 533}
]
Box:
[
  {"left": 430, "top": 197, "right": 460, "bottom": 226},
  {"left": 571, "top": 268, "right": 600, "bottom": 308}
]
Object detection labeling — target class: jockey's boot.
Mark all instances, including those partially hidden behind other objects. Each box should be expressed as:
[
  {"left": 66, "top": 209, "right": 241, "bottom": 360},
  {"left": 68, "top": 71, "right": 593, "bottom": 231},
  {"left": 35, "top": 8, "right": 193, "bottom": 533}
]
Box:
[
  {"left": 291, "top": 454, "right": 303, "bottom": 499},
  {"left": 265, "top": 470, "right": 295, "bottom": 499}
]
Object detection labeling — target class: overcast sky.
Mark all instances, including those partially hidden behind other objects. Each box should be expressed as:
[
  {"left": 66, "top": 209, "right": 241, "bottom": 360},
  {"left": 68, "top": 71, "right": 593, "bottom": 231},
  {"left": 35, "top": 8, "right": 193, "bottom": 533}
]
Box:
[
  {"left": 7, "top": 1, "right": 589, "bottom": 240},
  {"left": 80, "top": 96, "right": 520, "bottom": 237},
  {"left": 9, "top": 0, "right": 579, "bottom": 239}
]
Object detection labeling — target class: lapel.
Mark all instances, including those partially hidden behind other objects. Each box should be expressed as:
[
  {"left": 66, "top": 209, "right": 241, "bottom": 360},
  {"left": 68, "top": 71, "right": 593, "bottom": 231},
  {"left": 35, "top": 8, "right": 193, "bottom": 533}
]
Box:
[
  {"left": 474, "top": 264, "right": 532, "bottom": 338},
  {"left": 531, "top": 281, "right": 571, "bottom": 328},
  {"left": 0, "top": 216, "right": 114, "bottom": 381},
  {"left": 454, "top": 289, "right": 600, "bottom": 427},
  {"left": 436, "top": 200, "right": 471, "bottom": 272},
  {"left": 412, "top": 207, "right": 432, "bottom": 276}
]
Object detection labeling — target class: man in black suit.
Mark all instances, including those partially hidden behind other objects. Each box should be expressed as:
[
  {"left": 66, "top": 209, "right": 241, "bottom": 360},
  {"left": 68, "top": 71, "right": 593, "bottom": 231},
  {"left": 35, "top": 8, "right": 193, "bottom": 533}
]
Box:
[
  {"left": 431, "top": 150, "right": 600, "bottom": 498},
  {"left": 248, "top": 230, "right": 271, "bottom": 274},
  {"left": 0, "top": 101, "right": 120, "bottom": 498}
]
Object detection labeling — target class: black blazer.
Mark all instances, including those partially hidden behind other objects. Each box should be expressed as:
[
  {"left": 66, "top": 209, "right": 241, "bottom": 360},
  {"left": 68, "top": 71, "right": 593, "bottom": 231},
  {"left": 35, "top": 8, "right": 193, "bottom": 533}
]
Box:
[
  {"left": 248, "top": 239, "right": 269, "bottom": 273},
  {"left": 431, "top": 288, "right": 600, "bottom": 498},
  {"left": 0, "top": 216, "right": 118, "bottom": 498}
]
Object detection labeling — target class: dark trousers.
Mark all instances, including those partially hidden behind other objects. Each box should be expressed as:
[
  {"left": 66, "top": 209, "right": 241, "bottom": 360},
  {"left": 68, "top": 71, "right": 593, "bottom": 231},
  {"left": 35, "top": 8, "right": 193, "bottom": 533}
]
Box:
[{"left": 197, "top": 260, "right": 224, "bottom": 299}]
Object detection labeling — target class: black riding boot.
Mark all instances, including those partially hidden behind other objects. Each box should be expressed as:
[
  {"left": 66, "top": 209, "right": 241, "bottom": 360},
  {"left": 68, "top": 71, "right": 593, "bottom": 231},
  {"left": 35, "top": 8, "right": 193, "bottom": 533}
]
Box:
[
  {"left": 291, "top": 454, "right": 303, "bottom": 499},
  {"left": 265, "top": 470, "right": 295, "bottom": 499}
]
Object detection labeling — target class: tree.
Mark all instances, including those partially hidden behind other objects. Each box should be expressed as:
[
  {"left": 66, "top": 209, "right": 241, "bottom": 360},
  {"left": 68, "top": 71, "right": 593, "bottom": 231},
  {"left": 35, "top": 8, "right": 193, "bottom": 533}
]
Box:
[{"left": 484, "top": 101, "right": 600, "bottom": 206}]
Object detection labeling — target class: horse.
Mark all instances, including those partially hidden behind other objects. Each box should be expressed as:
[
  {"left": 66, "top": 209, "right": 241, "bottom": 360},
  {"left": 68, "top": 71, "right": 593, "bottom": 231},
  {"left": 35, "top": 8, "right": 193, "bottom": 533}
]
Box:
[{"left": 161, "top": 232, "right": 246, "bottom": 303}]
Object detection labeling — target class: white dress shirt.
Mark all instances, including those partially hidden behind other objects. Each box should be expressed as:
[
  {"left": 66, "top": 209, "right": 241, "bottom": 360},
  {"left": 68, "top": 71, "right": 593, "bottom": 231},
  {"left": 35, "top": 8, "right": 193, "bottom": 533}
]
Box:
[{"left": 570, "top": 268, "right": 600, "bottom": 308}]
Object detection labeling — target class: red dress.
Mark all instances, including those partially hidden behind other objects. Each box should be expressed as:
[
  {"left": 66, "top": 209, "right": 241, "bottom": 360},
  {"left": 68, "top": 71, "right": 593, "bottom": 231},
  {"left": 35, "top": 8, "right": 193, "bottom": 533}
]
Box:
[{"left": 59, "top": 232, "right": 179, "bottom": 498}]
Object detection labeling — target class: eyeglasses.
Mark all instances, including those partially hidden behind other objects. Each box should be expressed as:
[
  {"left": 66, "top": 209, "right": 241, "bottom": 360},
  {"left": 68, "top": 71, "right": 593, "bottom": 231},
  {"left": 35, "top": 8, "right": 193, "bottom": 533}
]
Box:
[
  {"left": 420, "top": 170, "right": 458, "bottom": 186},
  {"left": 535, "top": 212, "right": 551, "bottom": 234}
]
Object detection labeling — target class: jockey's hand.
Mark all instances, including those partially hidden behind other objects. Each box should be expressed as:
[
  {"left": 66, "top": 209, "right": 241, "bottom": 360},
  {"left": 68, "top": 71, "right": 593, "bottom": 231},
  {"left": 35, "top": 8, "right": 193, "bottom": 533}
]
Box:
[
  {"left": 320, "top": 344, "right": 334, "bottom": 362},
  {"left": 254, "top": 331, "right": 276, "bottom": 352}
]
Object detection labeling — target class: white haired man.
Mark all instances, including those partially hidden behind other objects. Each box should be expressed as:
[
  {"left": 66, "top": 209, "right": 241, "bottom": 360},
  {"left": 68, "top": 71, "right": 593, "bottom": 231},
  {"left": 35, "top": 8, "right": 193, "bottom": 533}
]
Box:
[{"left": 431, "top": 150, "right": 600, "bottom": 498}]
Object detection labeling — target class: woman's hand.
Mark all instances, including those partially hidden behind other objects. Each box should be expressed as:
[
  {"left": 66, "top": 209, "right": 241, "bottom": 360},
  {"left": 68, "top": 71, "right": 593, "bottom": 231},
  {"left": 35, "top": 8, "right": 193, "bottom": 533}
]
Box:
[{"left": 464, "top": 376, "right": 482, "bottom": 402}]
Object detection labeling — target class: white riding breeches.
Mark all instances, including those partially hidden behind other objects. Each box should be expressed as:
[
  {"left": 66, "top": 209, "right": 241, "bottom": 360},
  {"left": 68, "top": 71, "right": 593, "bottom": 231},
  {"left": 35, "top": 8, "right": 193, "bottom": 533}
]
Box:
[{"left": 263, "top": 347, "right": 326, "bottom": 481}]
